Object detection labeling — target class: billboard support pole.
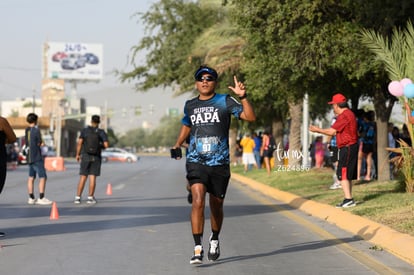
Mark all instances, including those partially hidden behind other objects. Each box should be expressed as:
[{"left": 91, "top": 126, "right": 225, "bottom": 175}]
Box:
[{"left": 70, "top": 80, "right": 77, "bottom": 101}]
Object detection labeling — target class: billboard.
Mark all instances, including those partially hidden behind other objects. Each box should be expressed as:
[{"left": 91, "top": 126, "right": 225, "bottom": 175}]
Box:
[{"left": 43, "top": 42, "right": 103, "bottom": 80}]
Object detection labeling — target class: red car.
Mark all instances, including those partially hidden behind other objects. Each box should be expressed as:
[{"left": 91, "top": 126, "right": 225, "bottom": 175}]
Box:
[{"left": 52, "top": 51, "right": 68, "bottom": 62}]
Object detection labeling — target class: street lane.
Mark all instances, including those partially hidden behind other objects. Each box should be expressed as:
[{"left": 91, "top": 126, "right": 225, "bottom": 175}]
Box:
[{"left": 0, "top": 156, "right": 413, "bottom": 275}]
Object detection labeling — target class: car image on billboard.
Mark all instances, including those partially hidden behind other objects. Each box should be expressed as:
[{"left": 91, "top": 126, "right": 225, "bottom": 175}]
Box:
[
  {"left": 60, "top": 53, "right": 87, "bottom": 70},
  {"left": 83, "top": 53, "right": 99, "bottom": 64}
]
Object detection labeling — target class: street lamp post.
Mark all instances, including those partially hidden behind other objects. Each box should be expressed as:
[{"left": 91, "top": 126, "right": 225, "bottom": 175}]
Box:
[{"left": 56, "top": 106, "right": 62, "bottom": 157}]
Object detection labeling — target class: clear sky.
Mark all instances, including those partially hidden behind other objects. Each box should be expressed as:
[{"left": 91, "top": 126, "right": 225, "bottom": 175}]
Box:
[
  {"left": 0, "top": 0, "right": 155, "bottom": 99},
  {"left": 0, "top": 0, "right": 190, "bottom": 133}
]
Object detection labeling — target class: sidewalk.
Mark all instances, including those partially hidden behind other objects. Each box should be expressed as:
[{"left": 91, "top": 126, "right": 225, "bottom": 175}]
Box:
[{"left": 232, "top": 173, "right": 414, "bottom": 266}]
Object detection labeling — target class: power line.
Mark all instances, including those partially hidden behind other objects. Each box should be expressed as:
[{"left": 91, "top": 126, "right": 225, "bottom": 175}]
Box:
[
  {"left": 0, "top": 65, "right": 39, "bottom": 72},
  {"left": 0, "top": 78, "right": 33, "bottom": 93}
]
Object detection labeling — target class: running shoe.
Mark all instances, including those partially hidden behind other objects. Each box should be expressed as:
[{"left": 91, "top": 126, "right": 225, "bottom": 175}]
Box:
[
  {"left": 36, "top": 197, "right": 53, "bottom": 205},
  {"left": 87, "top": 196, "right": 97, "bottom": 204},
  {"left": 207, "top": 235, "right": 220, "bottom": 261},
  {"left": 190, "top": 245, "right": 203, "bottom": 264},
  {"left": 336, "top": 198, "right": 356, "bottom": 208},
  {"left": 329, "top": 182, "right": 342, "bottom": 190},
  {"left": 27, "top": 198, "right": 37, "bottom": 205},
  {"left": 74, "top": 196, "right": 81, "bottom": 204}
]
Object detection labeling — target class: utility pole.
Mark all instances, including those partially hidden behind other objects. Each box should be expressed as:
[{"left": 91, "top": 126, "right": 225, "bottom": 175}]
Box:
[{"left": 302, "top": 93, "right": 309, "bottom": 168}]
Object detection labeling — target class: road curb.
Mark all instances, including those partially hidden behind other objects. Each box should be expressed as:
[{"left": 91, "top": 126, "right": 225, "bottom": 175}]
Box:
[{"left": 232, "top": 173, "right": 414, "bottom": 265}]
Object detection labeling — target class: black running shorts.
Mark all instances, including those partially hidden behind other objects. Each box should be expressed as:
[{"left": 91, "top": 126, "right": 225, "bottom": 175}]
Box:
[
  {"left": 362, "top": 143, "right": 374, "bottom": 154},
  {"left": 186, "top": 162, "right": 230, "bottom": 199},
  {"left": 337, "top": 143, "right": 358, "bottom": 181},
  {"left": 79, "top": 155, "right": 102, "bottom": 176}
]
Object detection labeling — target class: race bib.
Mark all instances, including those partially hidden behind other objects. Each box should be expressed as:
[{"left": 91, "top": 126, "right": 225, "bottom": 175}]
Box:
[{"left": 196, "top": 137, "right": 219, "bottom": 154}]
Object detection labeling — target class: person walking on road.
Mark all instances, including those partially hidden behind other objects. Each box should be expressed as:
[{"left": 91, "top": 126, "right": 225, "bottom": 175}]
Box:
[
  {"left": 0, "top": 115, "right": 17, "bottom": 236},
  {"left": 74, "top": 115, "right": 109, "bottom": 204},
  {"left": 25, "top": 113, "right": 53, "bottom": 205},
  {"left": 309, "top": 93, "right": 358, "bottom": 208},
  {"left": 171, "top": 65, "right": 256, "bottom": 264}
]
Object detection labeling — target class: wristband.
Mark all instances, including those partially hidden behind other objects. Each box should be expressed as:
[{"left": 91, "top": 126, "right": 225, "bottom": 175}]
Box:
[{"left": 239, "top": 94, "right": 247, "bottom": 100}]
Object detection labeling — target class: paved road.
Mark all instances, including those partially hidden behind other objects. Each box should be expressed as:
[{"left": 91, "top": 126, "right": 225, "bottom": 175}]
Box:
[{"left": 0, "top": 156, "right": 413, "bottom": 275}]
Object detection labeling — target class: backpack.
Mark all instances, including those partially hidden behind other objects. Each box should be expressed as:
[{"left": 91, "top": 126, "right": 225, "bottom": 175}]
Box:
[
  {"left": 84, "top": 127, "right": 101, "bottom": 155},
  {"left": 268, "top": 135, "right": 277, "bottom": 152}
]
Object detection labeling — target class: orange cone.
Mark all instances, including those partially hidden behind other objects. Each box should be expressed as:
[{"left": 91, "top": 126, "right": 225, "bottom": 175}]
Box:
[
  {"left": 50, "top": 202, "right": 59, "bottom": 220},
  {"left": 106, "top": 183, "right": 113, "bottom": 195}
]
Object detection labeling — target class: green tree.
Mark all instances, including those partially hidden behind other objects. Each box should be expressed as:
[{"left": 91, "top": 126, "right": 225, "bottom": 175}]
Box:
[
  {"left": 360, "top": 20, "right": 414, "bottom": 192},
  {"left": 119, "top": 0, "right": 224, "bottom": 94},
  {"left": 230, "top": 0, "right": 366, "bottom": 165},
  {"left": 150, "top": 115, "right": 182, "bottom": 147},
  {"left": 117, "top": 115, "right": 182, "bottom": 149},
  {"left": 121, "top": 0, "right": 260, "bottom": 160},
  {"left": 106, "top": 128, "right": 118, "bottom": 147},
  {"left": 342, "top": 0, "right": 414, "bottom": 181},
  {"left": 118, "top": 128, "right": 147, "bottom": 148},
  {"left": 230, "top": 0, "right": 414, "bottom": 176},
  {"left": 119, "top": 0, "right": 414, "bottom": 178}
]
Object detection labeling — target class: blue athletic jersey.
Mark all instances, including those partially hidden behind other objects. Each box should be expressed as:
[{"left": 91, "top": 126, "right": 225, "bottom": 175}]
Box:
[{"left": 182, "top": 93, "right": 243, "bottom": 166}]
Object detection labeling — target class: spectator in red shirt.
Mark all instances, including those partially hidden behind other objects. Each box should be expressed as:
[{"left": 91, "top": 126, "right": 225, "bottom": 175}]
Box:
[{"left": 309, "top": 93, "right": 358, "bottom": 208}]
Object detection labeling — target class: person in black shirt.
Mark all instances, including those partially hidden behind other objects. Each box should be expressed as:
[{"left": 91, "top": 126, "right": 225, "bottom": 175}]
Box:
[{"left": 74, "top": 115, "right": 109, "bottom": 204}]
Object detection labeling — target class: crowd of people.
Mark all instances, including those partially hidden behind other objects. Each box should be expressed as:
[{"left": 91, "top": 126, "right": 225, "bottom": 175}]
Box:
[{"left": 233, "top": 129, "right": 282, "bottom": 176}]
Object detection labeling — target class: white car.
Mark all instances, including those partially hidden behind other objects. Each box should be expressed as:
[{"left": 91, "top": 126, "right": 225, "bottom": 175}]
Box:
[
  {"left": 101, "top": 148, "right": 138, "bottom": 163},
  {"left": 60, "top": 53, "right": 87, "bottom": 70}
]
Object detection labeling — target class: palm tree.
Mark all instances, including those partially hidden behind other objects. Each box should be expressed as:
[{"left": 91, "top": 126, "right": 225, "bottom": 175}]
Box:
[
  {"left": 190, "top": 21, "right": 244, "bottom": 76},
  {"left": 360, "top": 20, "right": 414, "bottom": 192}
]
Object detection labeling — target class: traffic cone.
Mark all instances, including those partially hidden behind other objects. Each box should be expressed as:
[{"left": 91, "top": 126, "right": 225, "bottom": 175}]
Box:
[
  {"left": 50, "top": 202, "right": 59, "bottom": 220},
  {"left": 106, "top": 183, "right": 113, "bottom": 196}
]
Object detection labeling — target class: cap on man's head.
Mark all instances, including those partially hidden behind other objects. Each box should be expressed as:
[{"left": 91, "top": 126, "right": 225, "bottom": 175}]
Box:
[
  {"left": 91, "top": 115, "right": 100, "bottom": 124},
  {"left": 194, "top": 65, "right": 218, "bottom": 80},
  {"left": 328, "top": 93, "right": 347, "bottom": 104}
]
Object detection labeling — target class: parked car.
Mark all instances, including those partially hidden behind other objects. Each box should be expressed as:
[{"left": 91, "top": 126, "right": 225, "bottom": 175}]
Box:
[{"left": 101, "top": 148, "right": 138, "bottom": 163}]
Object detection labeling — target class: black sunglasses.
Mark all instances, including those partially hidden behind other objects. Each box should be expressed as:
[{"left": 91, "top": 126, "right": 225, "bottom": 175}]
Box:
[{"left": 196, "top": 75, "right": 216, "bottom": 82}]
